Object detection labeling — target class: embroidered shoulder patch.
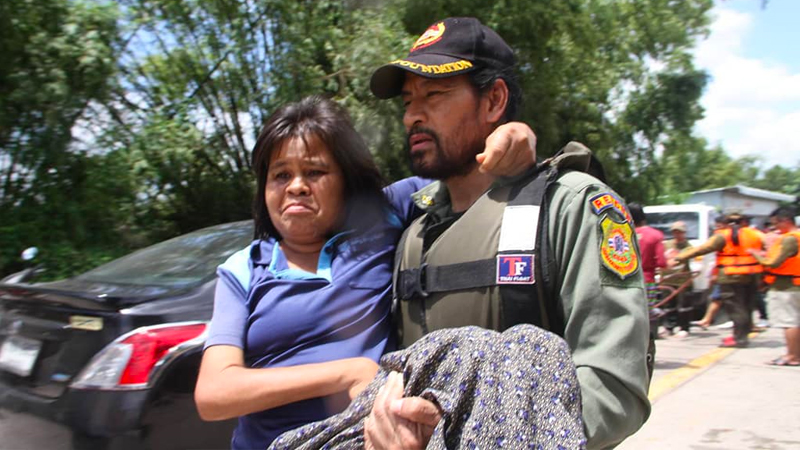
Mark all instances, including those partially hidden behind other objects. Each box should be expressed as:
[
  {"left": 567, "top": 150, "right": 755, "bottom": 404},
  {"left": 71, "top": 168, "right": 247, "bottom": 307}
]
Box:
[
  {"left": 589, "top": 192, "right": 632, "bottom": 223},
  {"left": 599, "top": 215, "right": 639, "bottom": 279}
]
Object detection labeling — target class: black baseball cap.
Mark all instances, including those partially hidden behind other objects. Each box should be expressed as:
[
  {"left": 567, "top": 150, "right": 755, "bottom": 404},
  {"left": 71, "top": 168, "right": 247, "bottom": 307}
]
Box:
[{"left": 370, "top": 17, "right": 516, "bottom": 99}]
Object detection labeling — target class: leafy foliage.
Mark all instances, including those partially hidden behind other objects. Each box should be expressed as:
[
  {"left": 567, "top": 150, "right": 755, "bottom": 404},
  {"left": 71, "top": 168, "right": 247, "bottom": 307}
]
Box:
[
  {"left": 2, "top": 0, "right": 797, "bottom": 280},
  {"left": 0, "top": 0, "right": 122, "bottom": 278}
]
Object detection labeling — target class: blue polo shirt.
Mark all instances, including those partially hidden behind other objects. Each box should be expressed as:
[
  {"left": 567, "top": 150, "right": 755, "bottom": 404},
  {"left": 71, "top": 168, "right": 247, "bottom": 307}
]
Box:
[{"left": 205, "top": 177, "right": 428, "bottom": 449}]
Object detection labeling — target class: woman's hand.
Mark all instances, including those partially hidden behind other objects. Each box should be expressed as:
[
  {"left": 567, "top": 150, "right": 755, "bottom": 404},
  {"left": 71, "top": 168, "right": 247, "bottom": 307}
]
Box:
[
  {"left": 477, "top": 122, "right": 537, "bottom": 176},
  {"left": 346, "top": 357, "right": 380, "bottom": 399}
]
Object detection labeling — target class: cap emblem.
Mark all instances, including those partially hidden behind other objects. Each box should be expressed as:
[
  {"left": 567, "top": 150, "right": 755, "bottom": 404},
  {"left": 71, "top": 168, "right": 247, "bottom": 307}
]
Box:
[{"left": 411, "top": 22, "right": 445, "bottom": 52}]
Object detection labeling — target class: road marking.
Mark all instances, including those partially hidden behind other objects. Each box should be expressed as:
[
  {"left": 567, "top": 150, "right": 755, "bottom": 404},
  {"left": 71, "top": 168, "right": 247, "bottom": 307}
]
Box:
[{"left": 648, "top": 330, "right": 761, "bottom": 402}]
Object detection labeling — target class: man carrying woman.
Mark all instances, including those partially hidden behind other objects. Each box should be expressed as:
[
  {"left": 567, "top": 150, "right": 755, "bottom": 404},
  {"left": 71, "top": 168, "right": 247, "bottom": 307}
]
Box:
[{"left": 193, "top": 95, "right": 538, "bottom": 448}]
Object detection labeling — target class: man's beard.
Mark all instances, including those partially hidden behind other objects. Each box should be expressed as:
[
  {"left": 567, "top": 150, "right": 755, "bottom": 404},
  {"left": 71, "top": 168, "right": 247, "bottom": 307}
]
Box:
[{"left": 406, "top": 125, "right": 483, "bottom": 180}]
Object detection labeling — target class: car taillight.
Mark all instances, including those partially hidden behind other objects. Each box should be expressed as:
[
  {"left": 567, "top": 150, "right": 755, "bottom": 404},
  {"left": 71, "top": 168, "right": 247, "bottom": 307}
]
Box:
[{"left": 71, "top": 322, "right": 207, "bottom": 390}]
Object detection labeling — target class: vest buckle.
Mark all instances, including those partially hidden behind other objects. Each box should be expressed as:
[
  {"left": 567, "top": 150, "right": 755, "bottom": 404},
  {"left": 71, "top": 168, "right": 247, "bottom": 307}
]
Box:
[{"left": 400, "top": 263, "right": 429, "bottom": 300}]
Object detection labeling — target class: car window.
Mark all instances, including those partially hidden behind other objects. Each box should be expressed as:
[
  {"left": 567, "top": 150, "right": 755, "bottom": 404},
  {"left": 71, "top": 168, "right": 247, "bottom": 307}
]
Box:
[
  {"left": 644, "top": 212, "right": 702, "bottom": 240},
  {"left": 77, "top": 222, "right": 253, "bottom": 288}
]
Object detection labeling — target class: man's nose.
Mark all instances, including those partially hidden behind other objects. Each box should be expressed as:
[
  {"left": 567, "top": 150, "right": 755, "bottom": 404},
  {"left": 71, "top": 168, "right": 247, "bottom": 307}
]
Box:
[{"left": 403, "top": 101, "right": 426, "bottom": 130}]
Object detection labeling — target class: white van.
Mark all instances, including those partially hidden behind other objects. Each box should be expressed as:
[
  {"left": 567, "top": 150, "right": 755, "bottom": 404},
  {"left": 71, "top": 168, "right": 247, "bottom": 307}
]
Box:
[{"left": 643, "top": 204, "right": 719, "bottom": 292}]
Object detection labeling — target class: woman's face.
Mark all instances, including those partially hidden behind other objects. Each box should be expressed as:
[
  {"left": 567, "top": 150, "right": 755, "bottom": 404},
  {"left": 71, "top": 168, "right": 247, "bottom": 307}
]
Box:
[{"left": 265, "top": 135, "right": 345, "bottom": 248}]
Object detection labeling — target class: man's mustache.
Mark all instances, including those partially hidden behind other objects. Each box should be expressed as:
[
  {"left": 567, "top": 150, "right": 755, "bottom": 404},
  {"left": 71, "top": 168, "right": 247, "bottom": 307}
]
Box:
[{"left": 406, "top": 126, "right": 440, "bottom": 150}]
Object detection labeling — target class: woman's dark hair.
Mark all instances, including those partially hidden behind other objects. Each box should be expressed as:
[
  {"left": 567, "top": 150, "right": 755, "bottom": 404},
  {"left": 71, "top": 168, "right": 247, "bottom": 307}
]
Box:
[
  {"left": 468, "top": 63, "right": 522, "bottom": 122},
  {"left": 251, "top": 95, "right": 386, "bottom": 240}
]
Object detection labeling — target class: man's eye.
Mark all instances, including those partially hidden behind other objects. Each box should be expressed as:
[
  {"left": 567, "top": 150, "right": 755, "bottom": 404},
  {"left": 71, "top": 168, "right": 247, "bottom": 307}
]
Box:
[
  {"left": 272, "top": 172, "right": 291, "bottom": 181},
  {"left": 426, "top": 90, "right": 442, "bottom": 98},
  {"left": 307, "top": 170, "right": 325, "bottom": 177}
]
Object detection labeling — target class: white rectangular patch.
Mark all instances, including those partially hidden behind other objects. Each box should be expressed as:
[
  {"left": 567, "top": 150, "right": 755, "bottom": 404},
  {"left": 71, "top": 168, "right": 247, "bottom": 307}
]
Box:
[
  {"left": 0, "top": 335, "right": 42, "bottom": 377},
  {"left": 498, "top": 205, "right": 539, "bottom": 251},
  {"left": 69, "top": 315, "right": 103, "bottom": 331}
]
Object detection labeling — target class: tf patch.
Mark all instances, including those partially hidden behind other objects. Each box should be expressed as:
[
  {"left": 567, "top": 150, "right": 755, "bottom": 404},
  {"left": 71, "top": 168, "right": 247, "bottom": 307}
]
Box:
[
  {"left": 497, "top": 254, "right": 535, "bottom": 284},
  {"left": 599, "top": 216, "right": 639, "bottom": 279}
]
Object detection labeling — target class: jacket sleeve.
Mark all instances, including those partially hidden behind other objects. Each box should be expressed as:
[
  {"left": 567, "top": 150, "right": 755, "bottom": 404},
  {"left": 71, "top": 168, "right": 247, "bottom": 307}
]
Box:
[
  {"left": 382, "top": 177, "right": 432, "bottom": 227},
  {"left": 547, "top": 173, "right": 651, "bottom": 449},
  {"left": 677, "top": 235, "right": 725, "bottom": 261}
]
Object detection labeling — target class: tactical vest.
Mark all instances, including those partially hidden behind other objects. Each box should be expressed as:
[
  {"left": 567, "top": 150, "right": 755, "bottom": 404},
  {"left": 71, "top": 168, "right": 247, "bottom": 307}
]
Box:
[
  {"left": 764, "top": 231, "right": 800, "bottom": 286},
  {"left": 715, "top": 227, "right": 764, "bottom": 276},
  {"left": 393, "top": 142, "right": 655, "bottom": 379},
  {"left": 393, "top": 164, "right": 560, "bottom": 348}
]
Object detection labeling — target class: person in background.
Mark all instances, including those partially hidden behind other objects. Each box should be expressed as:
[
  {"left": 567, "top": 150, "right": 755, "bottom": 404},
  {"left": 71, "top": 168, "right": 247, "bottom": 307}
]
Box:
[
  {"left": 674, "top": 212, "right": 764, "bottom": 347},
  {"left": 630, "top": 202, "right": 667, "bottom": 308},
  {"left": 741, "top": 215, "right": 770, "bottom": 328},
  {"left": 751, "top": 206, "right": 800, "bottom": 366},
  {"left": 692, "top": 215, "right": 727, "bottom": 329},
  {"left": 193, "top": 95, "right": 538, "bottom": 448},
  {"left": 365, "top": 16, "right": 650, "bottom": 450},
  {"left": 663, "top": 221, "right": 694, "bottom": 338}
]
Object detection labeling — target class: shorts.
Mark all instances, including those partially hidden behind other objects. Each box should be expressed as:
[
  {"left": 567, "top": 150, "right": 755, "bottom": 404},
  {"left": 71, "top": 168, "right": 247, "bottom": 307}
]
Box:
[
  {"left": 646, "top": 282, "right": 659, "bottom": 305},
  {"left": 766, "top": 290, "right": 800, "bottom": 328},
  {"left": 709, "top": 284, "right": 721, "bottom": 301}
]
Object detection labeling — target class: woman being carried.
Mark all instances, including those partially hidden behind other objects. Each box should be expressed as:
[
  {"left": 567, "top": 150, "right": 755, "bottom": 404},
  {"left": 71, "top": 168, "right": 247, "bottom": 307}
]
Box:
[{"left": 194, "top": 95, "right": 536, "bottom": 449}]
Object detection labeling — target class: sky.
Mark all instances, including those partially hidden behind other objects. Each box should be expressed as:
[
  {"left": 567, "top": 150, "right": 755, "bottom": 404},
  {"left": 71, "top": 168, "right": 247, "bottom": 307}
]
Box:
[{"left": 693, "top": 0, "right": 800, "bottom": 169}]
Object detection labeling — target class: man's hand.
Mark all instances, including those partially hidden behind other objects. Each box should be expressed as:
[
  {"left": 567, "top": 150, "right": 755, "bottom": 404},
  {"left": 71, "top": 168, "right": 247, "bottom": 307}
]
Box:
[
  {"left": 477, "top": 122, "right": 537, "bottom": 176},
  {"left": 364, "top": 371, "right": 442, "bottom": 450}
]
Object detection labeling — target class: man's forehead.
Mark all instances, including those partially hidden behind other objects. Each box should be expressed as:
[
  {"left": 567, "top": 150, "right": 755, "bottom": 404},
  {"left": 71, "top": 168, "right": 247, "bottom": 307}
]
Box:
[{"left": 401, "top": 74, "right": 468, "bottom": 92}]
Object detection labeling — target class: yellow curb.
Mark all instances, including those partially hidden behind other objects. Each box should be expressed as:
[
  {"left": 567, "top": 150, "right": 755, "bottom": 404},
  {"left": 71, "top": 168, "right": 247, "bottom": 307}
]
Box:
[{"left": 647, "top": 330, "right": 761, "bottom": 402}]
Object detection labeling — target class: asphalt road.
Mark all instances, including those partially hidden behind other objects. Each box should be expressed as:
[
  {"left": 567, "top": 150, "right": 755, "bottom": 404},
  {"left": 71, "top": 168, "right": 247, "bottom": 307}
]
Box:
[
  {"left": 0, "top": 406, "right": 71, "bottom": 450},
  {"left": 619, "top": 323, "right": 800, "bottom": 450}
]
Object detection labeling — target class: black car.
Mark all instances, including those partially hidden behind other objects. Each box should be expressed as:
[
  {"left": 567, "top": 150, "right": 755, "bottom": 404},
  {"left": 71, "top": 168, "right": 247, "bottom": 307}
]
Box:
[{"left": 0, "top": 221, "right": 253, "bottom": 449}]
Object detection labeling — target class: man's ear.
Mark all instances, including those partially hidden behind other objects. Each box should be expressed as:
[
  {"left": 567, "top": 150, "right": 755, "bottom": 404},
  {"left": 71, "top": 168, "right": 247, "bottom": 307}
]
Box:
[{"left": 483, "top": 78, "right": 509, "bottom": 125}]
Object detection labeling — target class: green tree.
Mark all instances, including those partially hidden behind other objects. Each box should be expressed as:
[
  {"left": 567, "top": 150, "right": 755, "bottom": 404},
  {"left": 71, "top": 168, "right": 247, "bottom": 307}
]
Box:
[
  {"left": 3, "top": 0, "right": 729, "bottom": 278},
  {"left": 398, "top": 0, "right": 713, "bottom": 203},
  {"left": 0, "top": 0, "right": 119, "bottom": 205},
  {"left": 0, "top": 0, "right": 122, "bottom": 277},
  {"left": 101, "top": 0, "right": 413, "bottom": 237}
]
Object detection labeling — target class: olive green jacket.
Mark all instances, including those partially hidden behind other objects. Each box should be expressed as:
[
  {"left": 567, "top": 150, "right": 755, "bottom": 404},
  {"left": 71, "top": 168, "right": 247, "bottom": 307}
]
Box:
[{"left": 395, "top": 169, "right": 651, "bottom": 449}]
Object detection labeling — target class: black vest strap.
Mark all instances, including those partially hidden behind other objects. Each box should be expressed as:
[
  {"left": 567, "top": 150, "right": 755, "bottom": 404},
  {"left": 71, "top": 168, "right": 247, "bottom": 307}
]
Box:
[
  {"left": 500, "top": 165, "right": 563, "bottom": 335},
  {"left": 396, "top": 259, "right": 497, "bottom": 300}
]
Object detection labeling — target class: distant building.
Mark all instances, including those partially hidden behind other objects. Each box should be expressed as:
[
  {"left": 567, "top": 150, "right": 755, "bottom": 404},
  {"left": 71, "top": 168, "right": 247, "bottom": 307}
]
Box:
[{"left": 686, "top": 185, "right": 796, "bottom": 228}]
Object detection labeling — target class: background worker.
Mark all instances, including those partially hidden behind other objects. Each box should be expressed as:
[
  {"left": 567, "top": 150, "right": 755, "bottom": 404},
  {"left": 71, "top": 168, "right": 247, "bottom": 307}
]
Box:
[
  {"left": 674, "top": 212, "right": 764, "bottom": 347},
  {"left": 630, "top": 202, "right": 667, "bottom": 307},
  {"left": 365, "top": 16, "right": 650, "bottom": 450},
  {"left": 742, "top": 215, "right": 770, "bottom": 328},
  {"left": 692, "top": 215, "right": 727, "bottom": 329},
  {"left": 663, "top": 221, "right": 694, "bottom": 337},
  {"left": 751, "top": 206, "right": 800, "bottom": 366}
]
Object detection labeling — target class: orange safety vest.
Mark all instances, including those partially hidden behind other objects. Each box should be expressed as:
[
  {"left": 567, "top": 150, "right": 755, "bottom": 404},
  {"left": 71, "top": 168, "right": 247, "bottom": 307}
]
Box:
[
  {"left": 715, "top": 227, "right": 764, "bottom": 276},
  {"left": 764, "top": 231, "right": 800, "bottom": 286}
]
